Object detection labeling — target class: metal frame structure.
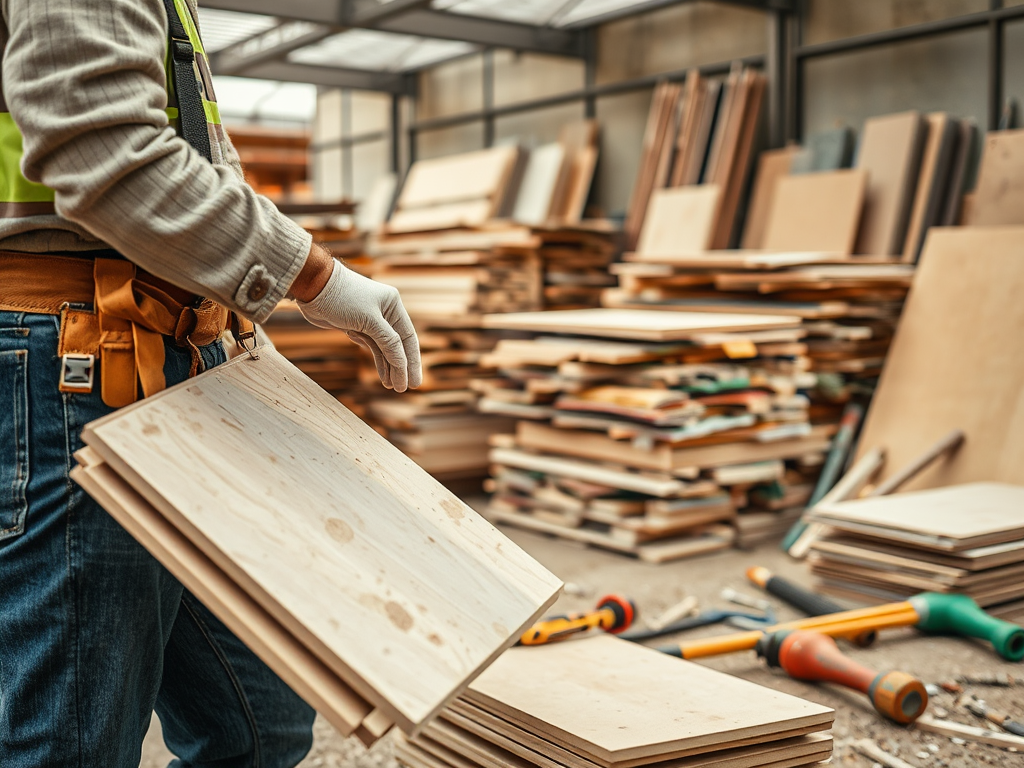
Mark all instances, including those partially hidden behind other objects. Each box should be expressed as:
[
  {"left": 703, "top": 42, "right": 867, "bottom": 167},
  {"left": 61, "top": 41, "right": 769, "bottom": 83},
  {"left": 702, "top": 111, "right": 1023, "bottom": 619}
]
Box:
[{"left": 205, "top": 0, "right": 1024, "bottom": 189}]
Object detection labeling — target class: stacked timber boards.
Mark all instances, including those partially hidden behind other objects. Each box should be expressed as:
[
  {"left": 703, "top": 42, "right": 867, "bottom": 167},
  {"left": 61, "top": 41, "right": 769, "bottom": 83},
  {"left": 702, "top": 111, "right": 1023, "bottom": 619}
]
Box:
[
  {"left": 397, "top": 635, "right": 834, "bottom": 768},
  {"left": 805, "top": 483, "right": 1024, "bottom": 621},
  {"left": 70, "top": 350, "right": 561, "bottom": 742},
  {"left": 477, "top": 309, "right": 833, "bottom": 561}
]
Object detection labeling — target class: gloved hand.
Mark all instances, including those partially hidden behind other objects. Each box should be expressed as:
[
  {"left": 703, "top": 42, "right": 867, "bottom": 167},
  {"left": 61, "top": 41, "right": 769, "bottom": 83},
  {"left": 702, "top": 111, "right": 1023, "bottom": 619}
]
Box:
[{"left": 297, "top": 260, "right": 422, "bottom": 392}]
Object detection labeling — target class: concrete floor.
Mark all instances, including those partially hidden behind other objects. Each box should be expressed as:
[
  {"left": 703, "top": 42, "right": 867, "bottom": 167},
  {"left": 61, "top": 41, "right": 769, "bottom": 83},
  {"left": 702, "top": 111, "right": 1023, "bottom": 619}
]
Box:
[{"left": 141, "top": 514, "right": 1023, "bottom": 768}]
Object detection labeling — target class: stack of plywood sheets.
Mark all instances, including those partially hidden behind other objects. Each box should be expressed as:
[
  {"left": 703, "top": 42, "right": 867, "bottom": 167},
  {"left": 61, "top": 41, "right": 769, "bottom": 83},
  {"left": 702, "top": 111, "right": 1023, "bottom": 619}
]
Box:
[
  {"left": 474, "top": 309, "right": 834, "bottom": 562},
  {"left": 396, "top": 635, "right": 835, "bottom": 768},
  {"left": 362, "top": 224, "right": 616, "bottom": 484},
  {"left": 625, "top": 67, "right": 765, "bottom": 251},
  {"left": 69, "top": 349, "right": 562, "bottom": 745},
  {"left": 805, "top": 483, "right": 1024, "bottom": 622},
  {"left": 262, "top": 301, "right": 362, "bottom": 398}
]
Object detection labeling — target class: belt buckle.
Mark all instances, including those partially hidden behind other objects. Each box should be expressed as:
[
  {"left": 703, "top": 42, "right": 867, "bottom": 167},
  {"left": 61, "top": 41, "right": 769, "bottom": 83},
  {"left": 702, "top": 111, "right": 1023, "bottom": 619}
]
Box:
[{"left": 60, "top": 353, "right": 96, "bottom": 393}]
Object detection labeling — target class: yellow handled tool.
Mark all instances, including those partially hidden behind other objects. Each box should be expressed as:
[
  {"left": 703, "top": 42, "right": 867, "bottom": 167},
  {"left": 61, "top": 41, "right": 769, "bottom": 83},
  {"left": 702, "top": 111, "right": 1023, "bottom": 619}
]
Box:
[{"left": 519, "top": 594, "right": 637, "bottom": 646}]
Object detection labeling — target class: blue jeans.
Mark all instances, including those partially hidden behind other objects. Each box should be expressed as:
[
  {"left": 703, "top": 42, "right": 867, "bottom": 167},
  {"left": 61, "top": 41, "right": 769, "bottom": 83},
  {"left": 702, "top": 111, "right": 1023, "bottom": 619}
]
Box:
[{"left": 0, "top": 311, "right": 315, "bottom": 768}]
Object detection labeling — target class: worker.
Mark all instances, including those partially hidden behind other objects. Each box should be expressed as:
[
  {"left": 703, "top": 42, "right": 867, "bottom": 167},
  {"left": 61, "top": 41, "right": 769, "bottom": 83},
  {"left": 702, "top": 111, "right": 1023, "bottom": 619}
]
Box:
[{"left": 0, "top": 1, "right": 421, "bottom": 766}]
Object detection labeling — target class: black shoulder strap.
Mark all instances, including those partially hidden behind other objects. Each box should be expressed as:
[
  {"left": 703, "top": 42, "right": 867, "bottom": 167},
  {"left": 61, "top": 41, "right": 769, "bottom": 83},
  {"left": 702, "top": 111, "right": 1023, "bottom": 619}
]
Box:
[{"left": 162, "top": 0, "right": 212, "bottom": 162}]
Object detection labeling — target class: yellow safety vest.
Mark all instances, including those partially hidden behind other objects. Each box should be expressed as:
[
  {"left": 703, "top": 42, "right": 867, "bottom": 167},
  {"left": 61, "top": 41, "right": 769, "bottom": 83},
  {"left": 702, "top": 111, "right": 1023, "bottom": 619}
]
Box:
[{"left": 0, "top": 0, "right": 222, "bottom": 218}]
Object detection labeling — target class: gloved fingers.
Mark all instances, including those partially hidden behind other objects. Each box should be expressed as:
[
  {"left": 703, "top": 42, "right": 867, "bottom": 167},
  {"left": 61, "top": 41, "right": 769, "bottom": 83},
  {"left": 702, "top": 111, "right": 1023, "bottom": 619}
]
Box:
[
  {"left": 348, "top": 330, "right": 394, "bottom": 390},
  {"left": 387, "top": 302, "right": 422, "bottom": 390},
  {"left": 366, "top": 318, "right": 409, "bottom": 393}
]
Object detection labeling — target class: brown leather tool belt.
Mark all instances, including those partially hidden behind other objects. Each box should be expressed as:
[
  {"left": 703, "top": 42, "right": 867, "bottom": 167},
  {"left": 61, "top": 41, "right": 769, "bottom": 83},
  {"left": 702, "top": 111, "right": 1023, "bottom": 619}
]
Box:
[{"left": 0, "top": 251, "right": 254, "bottom": 407}]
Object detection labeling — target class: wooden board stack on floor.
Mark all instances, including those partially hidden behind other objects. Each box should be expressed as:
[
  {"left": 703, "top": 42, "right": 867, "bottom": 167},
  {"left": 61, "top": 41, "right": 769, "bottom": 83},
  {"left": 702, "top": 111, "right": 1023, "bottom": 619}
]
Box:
[
  {"left": 604, "top": 183, "right": 915, "bottom": 401},
  {"left": 625, "top": 66, "right": 766, "bottom": 251},
  {"left": 396, "top": 635, "right": 835, "bottom": 768},
  {"left": 473, "top": 309, "right": 836, "bottom": 561},
  {"left": 70, "top": 349, "right": 562, "bottom": 745},
  {"left": 804, "top": 483, "right": 1024, "bottom": 622}
]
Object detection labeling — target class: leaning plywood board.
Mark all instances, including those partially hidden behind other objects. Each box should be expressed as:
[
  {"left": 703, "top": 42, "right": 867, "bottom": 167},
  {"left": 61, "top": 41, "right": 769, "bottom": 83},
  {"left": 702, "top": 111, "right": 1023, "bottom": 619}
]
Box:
[
  {"left": 482, "top": 308, "right": 799, "bottom": 341},
  {"left": 761, "top": 170, "right": 867, "bottom": 255},
  {"left": 856, "top": 227, "right": 1024, "bottom": 491},
  {"left": 463, "top": 635, "right": 833, "bottom": 768},
  {"left": 854, "top": 111, "right": 926, "bottom": 255},
  {"left": 741, "top": 147, "right": 799, "bottom": 249},
  {"left": 807, "top": 483, "right": 1024, "bottom": 551},
  {"left": 901, "top": 113, "right": 957, "bottom": 262},
  {"left": 964, "top": 128, "right": 1024, "bottom": 226},
  {"left": 512, "top": 143, "right": 568, "bottom": 226},
  {"left": 636, "top": 186, "right": 723, "bottom": 257},
  {"left": 398, "top": 147, "right": 520, "bottom": 209},
  {"left": 70, "top": 450, "right": 380, "bottom": 743},
  {"left": 76, "top": 349, "right": 562, "bottom": 733}
]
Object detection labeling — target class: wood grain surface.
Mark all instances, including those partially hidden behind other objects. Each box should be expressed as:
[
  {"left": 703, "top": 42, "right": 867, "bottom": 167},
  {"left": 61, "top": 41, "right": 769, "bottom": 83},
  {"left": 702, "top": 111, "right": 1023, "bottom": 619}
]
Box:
[
  {"left": 762, "top": 170, "right": 867, "bottom": 255},
  {"left": 80, "top": 350, "right": 561, "bottom": 732}
]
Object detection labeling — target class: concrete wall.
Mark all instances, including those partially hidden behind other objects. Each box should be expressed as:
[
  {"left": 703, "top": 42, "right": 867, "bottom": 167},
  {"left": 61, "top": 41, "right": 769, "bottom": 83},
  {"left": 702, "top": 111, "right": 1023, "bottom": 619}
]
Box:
[{"left": 312, "top": 0, "right": 1019, "bottom": 211}]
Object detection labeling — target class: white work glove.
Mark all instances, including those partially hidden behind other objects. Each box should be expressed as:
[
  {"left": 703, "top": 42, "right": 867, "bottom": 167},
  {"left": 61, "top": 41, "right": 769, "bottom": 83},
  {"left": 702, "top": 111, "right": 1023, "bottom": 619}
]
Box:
[{"left": 298, "top": 260, "right": 422, "bottom": 392}]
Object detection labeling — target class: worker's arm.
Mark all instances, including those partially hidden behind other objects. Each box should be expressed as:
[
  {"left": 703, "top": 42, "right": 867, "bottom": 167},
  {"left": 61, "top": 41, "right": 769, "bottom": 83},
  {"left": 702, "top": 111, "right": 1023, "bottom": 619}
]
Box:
[
  {"left": 2, "top": 0, "right": 302, "bottom": 322},
  {"left": 2, "top": 0, "right": 420, "bottom": 390}
]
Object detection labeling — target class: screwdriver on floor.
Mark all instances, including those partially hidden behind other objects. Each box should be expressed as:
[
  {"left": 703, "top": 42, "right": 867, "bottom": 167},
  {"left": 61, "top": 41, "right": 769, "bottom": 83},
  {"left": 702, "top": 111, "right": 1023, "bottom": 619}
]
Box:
[
  {"left": 755, "top": 629, "right": 928, "bottom": 724},
  {"left": 964, "top": 697, "right": 1024, "bottom": 736},
  {"left": 518, "top": 594, "right": 637, "bottom": 646}
]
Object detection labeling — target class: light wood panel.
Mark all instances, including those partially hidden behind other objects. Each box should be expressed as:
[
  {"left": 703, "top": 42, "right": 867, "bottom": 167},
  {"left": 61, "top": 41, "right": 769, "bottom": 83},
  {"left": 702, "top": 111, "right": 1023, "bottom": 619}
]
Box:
[
  {"left": 808, "top": 482, "right": 1024, "bottom": 551},
  {"left": 398, "top": 147, "right": 520, "bottom": 209},
  {"left": 635, "top": 186, "right": 723, "bottom": 257},
  {"left": 482, "top": 308, "right": 799, "bottom": 341},
  {"left": 902, "top": 113, "right": 957, "bottom": 263},
  {"left": 964, "top": 128, "right": 1024, "bottom": 227},
  {"left": 512, "top": 143, "right": 568, "bottom": 226},
  {"left": 854, "top": 111, "right": 926, "bottom": 256},
  {"left": 79, "top": 349, "right": 561, "bottom": 732},
  {"left": 741, "top": 147, "right": 799, "bottom": 249},
  {"left": 462, "top": 636, "right": 833, "bottom": 767},
  {"left": 761, "top": 170, "right": 867, "bottom": 255},
  {"left": 856, "top": 226, "right": 1024, "bottom": 491}
]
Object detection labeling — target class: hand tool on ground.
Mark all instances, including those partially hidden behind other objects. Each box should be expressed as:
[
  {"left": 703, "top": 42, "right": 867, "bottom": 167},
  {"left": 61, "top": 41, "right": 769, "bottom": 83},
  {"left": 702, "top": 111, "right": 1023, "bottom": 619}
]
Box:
[
  {"left": 789, "top": 428, "right": 965, "bottom": 559},
  {"left": 746, "top": 565, "right": 876, "bottom": 646},
  {"left": 621, "top": 595, "right": 775, "bottom": 642},
  {"left": 963, "top": 697, "right": 1024, "bottom": 736},
  {"left": 518, "top": 594, "right": 636, "bottom": 646},
  {"left": 756, "top": 629, "right": 928, "bottom": 723},
  {"left": 719, "top": 587, "right": 777, "bottom": 630},
  {"left": 656, "top": 593, "right": 1024, "bottom": 661},
  {"left": 645, "top": 595, "right": 699, "bottom": 631},
  {"left": 782, "top": 402, "right": 863, "bottom": 551}
]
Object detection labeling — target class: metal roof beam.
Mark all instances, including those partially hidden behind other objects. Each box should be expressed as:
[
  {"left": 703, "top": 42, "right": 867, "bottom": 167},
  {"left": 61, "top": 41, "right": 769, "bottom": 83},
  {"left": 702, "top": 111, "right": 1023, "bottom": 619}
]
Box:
[
  {"left": 200, "top": 0, "right": 585, "bottom": 57},
  {"left": 211, "top": 21, "right": 338, "bottom": 75},
  {"left": 237, "top": 60, "right": 411, "bottom": 93}
]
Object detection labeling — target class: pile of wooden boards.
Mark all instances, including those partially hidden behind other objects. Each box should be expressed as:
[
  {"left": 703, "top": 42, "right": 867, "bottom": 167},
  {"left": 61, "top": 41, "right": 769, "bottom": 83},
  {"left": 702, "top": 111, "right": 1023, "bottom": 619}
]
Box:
[
  {"left": 397, "top": 635, "right": 835, "bottom": 768},
  {"left": 262, "top": 300, "right": 362, "bottom": 397},
  {"left": 605, "top": 185, "right": 915, "bottom": 397},
  {"left": 473, "top": 308, "right": 837, "bottom": 561},
  {"left": 359, "top": 223, "right": 617, "bottom": 485},
  {"left": 800, "top": 226, "right": 1024, "bottom": 620},
  {"left": 69, "top": 349, "right": 561, "bottom": 744},
  {"left": 625, "top": 66, "right": 766, "bottom": 250},
  {"left": 805, "top": 483, "right": 1024, "bottom": 622}
]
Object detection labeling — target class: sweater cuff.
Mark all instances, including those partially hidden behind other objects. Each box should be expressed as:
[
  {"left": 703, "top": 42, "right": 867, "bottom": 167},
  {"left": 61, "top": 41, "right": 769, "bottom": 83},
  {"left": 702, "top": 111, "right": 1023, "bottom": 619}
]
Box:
[{"left": 233, "top": 201, "right": 313, "bottom": 324}]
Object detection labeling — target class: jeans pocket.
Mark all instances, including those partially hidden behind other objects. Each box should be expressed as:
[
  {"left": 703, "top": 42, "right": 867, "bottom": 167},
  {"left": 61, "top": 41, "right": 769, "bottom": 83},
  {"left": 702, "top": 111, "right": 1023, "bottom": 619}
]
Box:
[{"left": 0, "top": 348, "right": 30, "bottom": 540}]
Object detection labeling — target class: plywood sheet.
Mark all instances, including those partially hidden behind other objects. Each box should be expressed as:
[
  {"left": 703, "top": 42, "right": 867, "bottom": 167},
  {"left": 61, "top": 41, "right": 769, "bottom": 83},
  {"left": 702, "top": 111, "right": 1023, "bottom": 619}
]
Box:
[
  {"left": 964, "top": 128, "right": 1024, "bottom": 226},
  {"left": 808, "top": 482, "right": 1024, "bottom": 551},
  {"left": 902, "top": 113, "right": 957, "bottom": 263},
  {"left": 79, "top": 350, "right": 561, "bottom": 732},
  {"left": 741, "top": 147, "right": 798, "bottom": 249},
  {"left": 761, "top": 170, "right": 867, "bottom": 255},
  {"left": 856, "top": 227, "right": 1024, "bottom": 491},
  {"left": 482, "top": 308, "right": 799, "bottom": 341},
  {"left": 463, "top": 636, "right": 833, "bottom": 767},
  {"left": 398, "top": 147, "right": 520, "bottom": 209},
  {"left": 636, "top": 186, "right": 722, "bottom": 257},
  {"left": 513, "top": 143, "right": 568, "bottom": 226},
  {"left": 854, "top": 111, "right": 926, "bottom": 255},
  {"left": 70, "top": 452, "right": 377, "bottom": 741}
]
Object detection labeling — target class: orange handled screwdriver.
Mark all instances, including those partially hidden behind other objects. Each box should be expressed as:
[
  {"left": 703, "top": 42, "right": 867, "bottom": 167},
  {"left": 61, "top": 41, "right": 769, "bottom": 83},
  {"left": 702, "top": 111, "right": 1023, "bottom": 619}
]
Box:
[
  {"left": 756, "top": 629, "right": 928, "bottom": 724},
  {"left": 518, "top": 595, "right": 636, "bottom": 646}
]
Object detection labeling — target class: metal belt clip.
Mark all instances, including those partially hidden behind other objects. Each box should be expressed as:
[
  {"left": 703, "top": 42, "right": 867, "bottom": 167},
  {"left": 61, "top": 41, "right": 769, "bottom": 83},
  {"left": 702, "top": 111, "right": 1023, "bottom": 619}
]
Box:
[
  {"left": 236, "top": 329, "right": 260, "bottom": 361},
  {"left": 60, "top": 353, "right": 96, "bottom": 393}
]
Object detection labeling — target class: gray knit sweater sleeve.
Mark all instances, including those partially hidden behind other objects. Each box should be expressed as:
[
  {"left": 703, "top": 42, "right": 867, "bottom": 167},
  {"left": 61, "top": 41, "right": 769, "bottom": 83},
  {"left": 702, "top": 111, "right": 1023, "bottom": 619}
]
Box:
[{"left": 0, "top": 0, "right": 312, "bottom": 323}]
